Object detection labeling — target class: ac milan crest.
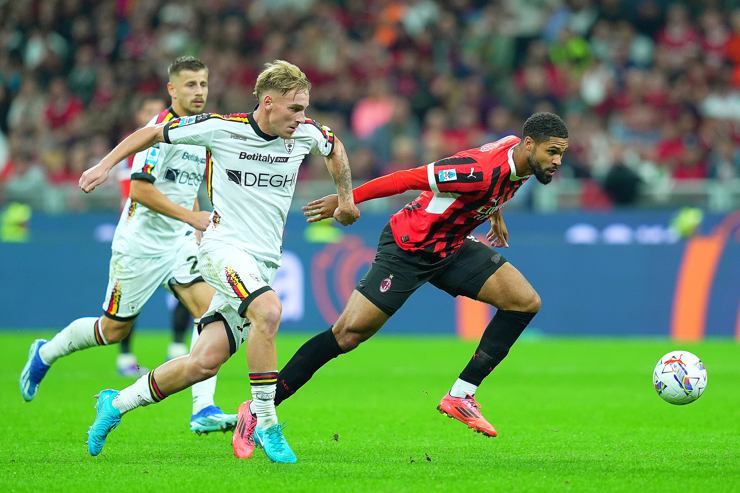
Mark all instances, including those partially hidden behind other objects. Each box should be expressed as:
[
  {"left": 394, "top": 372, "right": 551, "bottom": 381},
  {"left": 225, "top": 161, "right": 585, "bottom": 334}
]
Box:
[
  {"left": 284, "top": 139, "right": 295, "bottom": 153},
  {"left": 379, "top": 274, "right": 393, "bottom": 293}
]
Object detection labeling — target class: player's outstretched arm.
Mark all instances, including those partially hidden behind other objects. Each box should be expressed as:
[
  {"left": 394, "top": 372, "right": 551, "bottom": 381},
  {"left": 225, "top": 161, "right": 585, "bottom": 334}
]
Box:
[
  {"left": 323, "top": 137, "right": 359, "bottom": 226},
  {"left": 79, "top": 125, "right": 166, "bottom": 193},
  {"left": 303, "top": 162, "right": 431, "bottom": 222},
  {"left": 129, "top": 180, "right": 211, "bottom": 231}
]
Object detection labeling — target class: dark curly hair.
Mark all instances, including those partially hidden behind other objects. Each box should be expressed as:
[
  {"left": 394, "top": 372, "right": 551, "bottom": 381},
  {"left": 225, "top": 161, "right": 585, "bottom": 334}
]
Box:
[{"left": 522, "top": 112, "right": 568, "bottom": 143}]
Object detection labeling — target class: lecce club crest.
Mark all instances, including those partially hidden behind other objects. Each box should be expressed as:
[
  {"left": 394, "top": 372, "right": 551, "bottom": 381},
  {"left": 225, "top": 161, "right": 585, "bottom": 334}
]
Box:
[{"left": 284, "top": 139, "right": 295, "bottom": 154}]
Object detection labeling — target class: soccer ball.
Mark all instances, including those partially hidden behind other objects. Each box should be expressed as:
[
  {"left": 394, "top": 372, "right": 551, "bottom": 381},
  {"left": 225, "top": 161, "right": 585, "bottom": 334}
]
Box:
[{"left": 653, "top": 350, "right": 707, "bottom": 405}]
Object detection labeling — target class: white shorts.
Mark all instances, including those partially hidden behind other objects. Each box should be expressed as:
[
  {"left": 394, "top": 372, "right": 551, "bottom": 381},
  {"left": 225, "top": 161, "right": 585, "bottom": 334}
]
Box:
[
  {"left": 197, "top": 239, "right": 277, "bottom": 354},
  {"left": 101, "top": 234, "right": 202, "bottom": 320}
]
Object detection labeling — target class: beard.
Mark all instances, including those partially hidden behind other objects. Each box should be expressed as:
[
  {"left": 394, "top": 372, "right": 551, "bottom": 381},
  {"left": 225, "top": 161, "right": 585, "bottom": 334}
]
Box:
[{"left": 528, "top": 154, "right": 552, "bottom": 184}]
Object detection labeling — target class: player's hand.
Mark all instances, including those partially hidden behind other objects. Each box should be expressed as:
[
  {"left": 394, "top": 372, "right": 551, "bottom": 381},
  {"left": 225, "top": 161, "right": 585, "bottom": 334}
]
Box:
[
  {"left": 188, "top": 210, "right": 211, "bottom": 231},
  {"left": 333, "top": 202, "right": 360, "bottom": 226},
  {"left": 303, "top": 194, "right": 339, "bottom": 223},
  {"left": 79, "top": 163, "right": 111, "bottom": 193},
  {"left": 486, "top": 210, "right": 509, "bottom": 248}
]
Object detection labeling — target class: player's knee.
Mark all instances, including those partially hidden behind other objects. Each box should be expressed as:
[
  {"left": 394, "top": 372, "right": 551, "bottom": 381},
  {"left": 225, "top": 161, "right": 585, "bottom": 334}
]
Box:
[
  {"left": 250, "top": 305, "right": 282, "bottom": 337},
  {"left": 333, "top": 323, "right": 369, "bottom": 352},
  {"left": 188, "top": 354, "right": 221, "bottom": 380},
  {"left": 106, "top": 332, "right": 125, "bottom": 343},
  {"left": 100, "top": 319, "right": 132, "bottom": 343},
  {"left": 198, "top": 365, "right": 219, "bottom": 380},
  {"left": 520, "top": 290, "right": 541, "bottom": 313}
]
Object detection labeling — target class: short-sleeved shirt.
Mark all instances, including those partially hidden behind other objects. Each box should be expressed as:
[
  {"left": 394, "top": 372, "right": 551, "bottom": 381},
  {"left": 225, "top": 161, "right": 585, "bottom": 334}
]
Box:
[
  {"left": 112, "top": 107, "right": 207, "bottom": 257},
  {"left": 163, "top": 112, "right": 334, "bottom": 266},
  {"left": 390, "top": 135, "right": 528, "bottom": 257}
]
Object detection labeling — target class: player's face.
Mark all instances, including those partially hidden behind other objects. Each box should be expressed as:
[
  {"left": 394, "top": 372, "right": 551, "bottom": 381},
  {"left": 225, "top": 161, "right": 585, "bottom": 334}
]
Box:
[
  {"left": 263, "top": 89, "right": 309, "bottom": 139},
  {"left": 526, "top": 137, "right": 568, "bottom": 184},
  {"left": 168, "top": 69, "right": 209, "bottom": 115}
]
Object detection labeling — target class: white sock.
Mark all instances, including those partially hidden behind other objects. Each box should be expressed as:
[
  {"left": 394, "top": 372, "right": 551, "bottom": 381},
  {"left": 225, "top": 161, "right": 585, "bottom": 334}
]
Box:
[
  {"left": 112, "top": 373, "right": 158, "bottom": 415},
  {"left": 250, "top": 374, "right": 278, "bottom": 428},
  {"left": 117, "top": 352, "right": 138, "bottom": 368},
  {"left": 449, "top": 378, "right": 478, "bottom": 398},
  {"left": 190, "top": 320, "right": 217, "bottom": 414},
  {"left": 39, "top": 317, "right": 104, "bottom": 365}
]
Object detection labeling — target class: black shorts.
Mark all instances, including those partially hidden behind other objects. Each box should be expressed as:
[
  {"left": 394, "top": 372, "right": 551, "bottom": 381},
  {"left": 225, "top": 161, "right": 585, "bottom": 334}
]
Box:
[{"left": 356, "top": 224, "right": 508, "bottom": 316}]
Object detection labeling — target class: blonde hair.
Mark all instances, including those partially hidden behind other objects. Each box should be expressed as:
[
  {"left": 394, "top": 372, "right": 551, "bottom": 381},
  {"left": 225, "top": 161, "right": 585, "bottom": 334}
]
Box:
[{"left": 253, "top": 60, "right": 311, "bottom": 99}]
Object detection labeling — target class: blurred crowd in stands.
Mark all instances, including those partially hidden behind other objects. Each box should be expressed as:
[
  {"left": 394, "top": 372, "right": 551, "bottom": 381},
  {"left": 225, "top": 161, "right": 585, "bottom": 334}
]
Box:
[{"left": 1, "top": 0, "right": 739, "bottom": 211}]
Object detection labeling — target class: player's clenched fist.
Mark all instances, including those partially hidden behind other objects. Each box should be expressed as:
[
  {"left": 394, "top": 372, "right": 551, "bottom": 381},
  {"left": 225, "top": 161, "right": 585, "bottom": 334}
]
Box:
[
  {"left": 302, "top": 194, "right": 359, "bottom": 226},
  {"left": 333, "top": 203, "right": 360, "bottom": 226},
  {"left": 79, "top": 163, "right": 111, "bottom": 193},
  {"left": 188, "top": 210, "right": 212, "bottom": 232}
]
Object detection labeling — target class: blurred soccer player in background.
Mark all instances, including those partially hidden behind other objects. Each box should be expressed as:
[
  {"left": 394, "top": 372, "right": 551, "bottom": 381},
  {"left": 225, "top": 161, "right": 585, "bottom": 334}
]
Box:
[
  {"left": 20, "top": 56, "right": 237, "bottom": 435},
  {"left": 114, "top": 95, "right": 163, "bottom": 378},
  {"left": 115, "top": 96, "right": 198, "bottom": 377}
]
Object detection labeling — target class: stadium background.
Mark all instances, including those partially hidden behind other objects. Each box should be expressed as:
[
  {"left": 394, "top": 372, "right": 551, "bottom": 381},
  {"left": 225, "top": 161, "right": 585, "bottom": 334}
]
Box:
[{"left": 1, "top": 2, "right": 739, "bottom": 492}]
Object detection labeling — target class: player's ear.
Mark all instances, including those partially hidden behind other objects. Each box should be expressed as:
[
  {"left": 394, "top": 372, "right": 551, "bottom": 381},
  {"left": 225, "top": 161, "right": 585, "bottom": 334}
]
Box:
[
  {"left": 263, "top": 94, "right": 272, "bottom": 109},
  {"left": 523, "top": 135, "right": 535, "bottom": 152},
  {"left": 166, "top": 81, "right": 176, "bottom": 99}
]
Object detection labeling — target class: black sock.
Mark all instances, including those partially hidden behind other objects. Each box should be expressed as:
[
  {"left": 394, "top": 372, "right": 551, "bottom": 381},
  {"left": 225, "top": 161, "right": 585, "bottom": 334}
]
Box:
[
  {"left": 120, "top": 323, "right": 133, "bottom": 354},
  {"left": 172, "top": 301, "right": 190, "bottom": 344},
  {"left": 458, "top": 310, "right": 536, "bottom": 386},
  {"left": 274, "top": 328, "right": 343, "bottom": 406}
]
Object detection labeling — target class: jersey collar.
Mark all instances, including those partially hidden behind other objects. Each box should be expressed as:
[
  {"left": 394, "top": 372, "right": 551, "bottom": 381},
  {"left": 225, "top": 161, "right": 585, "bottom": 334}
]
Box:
[
  {"left": 248, "top": 112, "right": 278, "bottom": 141},
  {"left": 508, "top": 146, "right": 525, "bottom": 181},
  {"left": 168, "top": 107, "right": 180, "bottom": 119}
]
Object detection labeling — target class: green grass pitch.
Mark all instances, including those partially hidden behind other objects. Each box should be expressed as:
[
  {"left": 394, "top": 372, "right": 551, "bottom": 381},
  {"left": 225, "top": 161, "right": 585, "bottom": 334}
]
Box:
[{"left": 2, "top": 331, "right": 739, "bottom": 492}]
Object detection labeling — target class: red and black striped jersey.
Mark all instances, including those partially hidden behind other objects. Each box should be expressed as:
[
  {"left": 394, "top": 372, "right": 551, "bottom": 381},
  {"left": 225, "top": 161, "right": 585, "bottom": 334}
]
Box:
[{"left": 353, "top": 136, "right": 527, "bottom": 257}]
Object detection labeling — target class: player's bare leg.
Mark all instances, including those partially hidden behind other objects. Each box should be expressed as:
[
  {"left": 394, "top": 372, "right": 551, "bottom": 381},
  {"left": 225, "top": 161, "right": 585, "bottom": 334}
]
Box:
[
  {"left": 245, "top": 291, "right": 281, "bottom": 423},
  {"left": 240, "top": 290, "right": 297, "bottom": 463},
  {"left": 87, "top": 323, "right": 230, "bottom": 456},
  {"left": 332, "top": 291, "right": 390, "bottom": 351},
  {"left": 99, "top": 317, "right": 137, "bottom": 343},
  {"left": 439, "top": 263, "right": 541, "bottom": 437},
  {"left": 150, "top": 322, "right": 231, "bottom": 395},
  {"left": 476, "top": 263, "right": 541, "bottom": 314},
  {"left": 170, "top": 282, "right": 235, "bottom": 430},
  {"left": 172, "top": 282, "right": 213, "bottom": 320}
]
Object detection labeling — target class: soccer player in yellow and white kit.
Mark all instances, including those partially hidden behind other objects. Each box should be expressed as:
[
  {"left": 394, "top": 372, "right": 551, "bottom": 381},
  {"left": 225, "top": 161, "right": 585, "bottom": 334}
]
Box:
[
  {"left": 78, "top": 60, "right": 359, "bottom": 463},
  {"left": 20, "top": 56, "right": 237, "bottom": 434}
]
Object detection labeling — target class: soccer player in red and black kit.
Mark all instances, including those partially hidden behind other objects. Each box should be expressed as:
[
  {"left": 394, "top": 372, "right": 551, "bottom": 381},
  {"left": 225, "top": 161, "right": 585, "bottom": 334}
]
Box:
[{"left": 232, "top": 112, "right": 567, "bottom": 446}]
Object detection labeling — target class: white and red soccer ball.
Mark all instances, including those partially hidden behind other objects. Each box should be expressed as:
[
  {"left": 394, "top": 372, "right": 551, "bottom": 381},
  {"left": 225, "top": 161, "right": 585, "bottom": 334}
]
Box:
[{"left": 653, "top": 350, "right": 707, "bottom": 405}]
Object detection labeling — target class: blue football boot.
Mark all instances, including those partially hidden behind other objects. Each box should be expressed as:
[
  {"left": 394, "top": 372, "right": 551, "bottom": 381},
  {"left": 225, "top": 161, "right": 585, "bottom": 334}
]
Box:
[
  {"left": 190, "top": 405, "right": 237, "bottom": 434},
  {"left": 254, "top": 423, "right": 297, "bottom": 464},
  {"left": 20, "top": 339, "right": 50, "bottom": 402},
  {"left": 87, "top": 389, "right": 122, "bottom": 456}
]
